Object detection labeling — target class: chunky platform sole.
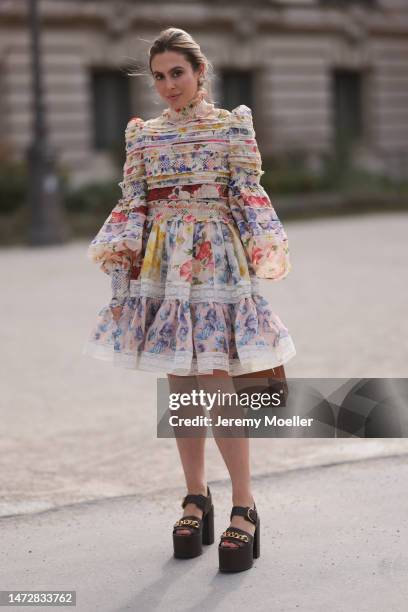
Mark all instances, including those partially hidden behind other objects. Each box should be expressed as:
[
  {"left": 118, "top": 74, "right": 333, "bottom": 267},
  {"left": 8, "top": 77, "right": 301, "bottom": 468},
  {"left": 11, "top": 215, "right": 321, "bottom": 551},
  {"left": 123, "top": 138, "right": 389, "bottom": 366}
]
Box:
[
  {"left": 218, "top": 509, "right": 260, "bottom": 572},
  {"left": 173, "top": 502, "right": 214, "bottom": 559}
]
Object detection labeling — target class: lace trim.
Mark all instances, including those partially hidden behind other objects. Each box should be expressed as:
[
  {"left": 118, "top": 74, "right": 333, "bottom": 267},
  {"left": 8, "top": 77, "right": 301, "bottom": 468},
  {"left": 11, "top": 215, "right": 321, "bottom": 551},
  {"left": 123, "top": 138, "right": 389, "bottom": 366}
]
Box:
[
  {"left": 147, "top": 202, "right": 230, "bottom": 213},
  {"left": 110, "top": 269, "right": 130, "bottom": 307},
  {"left": 129, "top": 278, "right": 261, "bottom": 302},
  {"left": 162, "top": 91, "right": 215, "bottom": 124},
  {"left": 82, "top": 336, "right": 297, "bottom": 376},
  {"left": 145, "top": 201, "right": 234, "bottom": 224},
  {"left": 146, "top": 211, "right": 234, "bottom": 224}
]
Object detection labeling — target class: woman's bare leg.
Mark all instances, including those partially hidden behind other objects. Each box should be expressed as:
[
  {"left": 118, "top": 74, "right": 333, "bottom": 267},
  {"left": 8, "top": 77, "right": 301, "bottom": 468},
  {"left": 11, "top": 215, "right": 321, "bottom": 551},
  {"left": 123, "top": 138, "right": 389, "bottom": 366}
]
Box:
[
  {"left": 167, "top": 373, "right": 208, "bottom": 535},
  {"left": 196, "top": 369, "right": 255, "bottom": 549}
]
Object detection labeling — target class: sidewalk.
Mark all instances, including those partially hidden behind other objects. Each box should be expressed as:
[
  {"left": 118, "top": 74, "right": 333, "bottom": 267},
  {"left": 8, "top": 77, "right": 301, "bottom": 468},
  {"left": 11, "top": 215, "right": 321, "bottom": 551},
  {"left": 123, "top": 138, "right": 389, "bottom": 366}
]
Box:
[
  {"left": 1, "top": 212, "right": 408, "bottom": 610},
  {"left": 1, "top": 453, "right": 407, "bottom": 612},
  {"left": 1, "top": 212, "right": 408, "bottom": 517}
]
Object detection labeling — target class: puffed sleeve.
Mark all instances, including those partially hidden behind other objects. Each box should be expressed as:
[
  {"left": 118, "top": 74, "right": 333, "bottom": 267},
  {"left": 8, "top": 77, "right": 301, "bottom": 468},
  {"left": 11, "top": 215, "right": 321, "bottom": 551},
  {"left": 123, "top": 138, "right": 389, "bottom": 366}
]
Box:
[
  {"left": 86, "top": 117, "right": 147, "bottom": 279},
  {"left": 227, "top": 105, "right": 291, "bottom": 280}
]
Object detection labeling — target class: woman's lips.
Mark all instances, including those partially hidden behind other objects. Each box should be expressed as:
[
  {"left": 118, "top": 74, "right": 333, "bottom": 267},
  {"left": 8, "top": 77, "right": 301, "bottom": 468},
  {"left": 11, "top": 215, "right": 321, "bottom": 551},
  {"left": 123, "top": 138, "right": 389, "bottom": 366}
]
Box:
[{"left": 168, "top": 94, "right": 181, "bottom": 100}]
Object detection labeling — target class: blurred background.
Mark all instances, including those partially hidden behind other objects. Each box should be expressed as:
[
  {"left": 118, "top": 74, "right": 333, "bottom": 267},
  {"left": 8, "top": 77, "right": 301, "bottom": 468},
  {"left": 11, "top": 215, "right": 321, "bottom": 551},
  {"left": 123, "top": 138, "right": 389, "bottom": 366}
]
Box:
[
  {"left": 0, "top": 0, "right": 407, "bottom": 519},
  {"left": 1, "top": 0, "right": 408, "bottom": 242}
]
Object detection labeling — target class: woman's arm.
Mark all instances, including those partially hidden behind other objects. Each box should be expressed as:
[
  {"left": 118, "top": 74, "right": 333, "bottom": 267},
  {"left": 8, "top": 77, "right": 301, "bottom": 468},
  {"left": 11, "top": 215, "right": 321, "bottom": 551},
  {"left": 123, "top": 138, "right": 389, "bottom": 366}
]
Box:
[
  {"left": 227, "top": 105, "right": 291, "bottom": 280},
  {"left": 87, "top": 117, "right": 147, "bottom": 307}
]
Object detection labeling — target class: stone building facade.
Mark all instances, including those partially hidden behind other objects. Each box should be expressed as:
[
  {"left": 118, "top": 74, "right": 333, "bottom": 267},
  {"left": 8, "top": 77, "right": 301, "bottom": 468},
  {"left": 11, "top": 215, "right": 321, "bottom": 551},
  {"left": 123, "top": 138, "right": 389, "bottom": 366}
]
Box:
[{"left": 0, "top": 0, "right": 407, "bottom": 186}]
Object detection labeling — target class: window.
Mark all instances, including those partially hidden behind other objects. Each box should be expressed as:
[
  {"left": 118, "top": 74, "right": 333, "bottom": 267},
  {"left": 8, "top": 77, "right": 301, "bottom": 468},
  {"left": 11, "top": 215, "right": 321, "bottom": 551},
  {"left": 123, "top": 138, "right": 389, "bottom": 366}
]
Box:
[
  {"left": 219, "top": 69, "right": 254, "bottom": 111},
  {"left": 90, "top": 68, "right": 131, "bottom": 152},
  {"left": 332, "top": 69, "right": 364, "bottom": 156}
]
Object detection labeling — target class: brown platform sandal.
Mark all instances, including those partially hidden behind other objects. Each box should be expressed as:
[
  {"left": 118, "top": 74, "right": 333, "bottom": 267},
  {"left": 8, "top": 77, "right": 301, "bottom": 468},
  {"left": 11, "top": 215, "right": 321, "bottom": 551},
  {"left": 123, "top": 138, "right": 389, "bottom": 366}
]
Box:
[
  {"left": 218, "top": 503, "right": 260, "bottom": 572},
  {"left": 173, "top": 485, "right": 214, "bottom": 558}
]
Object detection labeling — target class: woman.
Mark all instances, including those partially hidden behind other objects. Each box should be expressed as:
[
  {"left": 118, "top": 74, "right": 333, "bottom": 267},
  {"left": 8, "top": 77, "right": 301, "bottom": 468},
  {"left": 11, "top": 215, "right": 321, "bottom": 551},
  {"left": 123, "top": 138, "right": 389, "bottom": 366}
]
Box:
[{"left": 83, "top": 27, "right": 296, "bottom": 572}]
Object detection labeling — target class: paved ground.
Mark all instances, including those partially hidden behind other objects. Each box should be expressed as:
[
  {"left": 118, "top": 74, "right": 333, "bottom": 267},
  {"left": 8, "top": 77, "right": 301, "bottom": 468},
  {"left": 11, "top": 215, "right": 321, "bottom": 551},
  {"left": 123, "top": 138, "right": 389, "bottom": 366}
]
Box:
[
  {"left": 1, "top": 454, "right": 407, "bottom": 612},
  {"left": 0, "top": 211, "right": 407, "bottom": 517},
  {"left": 0, "top": 212, "right": 407, "bottom": 610}
]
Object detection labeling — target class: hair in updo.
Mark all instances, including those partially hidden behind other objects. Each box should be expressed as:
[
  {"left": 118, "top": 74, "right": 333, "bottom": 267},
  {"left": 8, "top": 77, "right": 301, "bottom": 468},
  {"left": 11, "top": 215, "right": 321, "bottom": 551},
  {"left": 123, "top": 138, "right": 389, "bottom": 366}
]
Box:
[{"left": 147, "top": 27, "right": 215, "bottom": 103}]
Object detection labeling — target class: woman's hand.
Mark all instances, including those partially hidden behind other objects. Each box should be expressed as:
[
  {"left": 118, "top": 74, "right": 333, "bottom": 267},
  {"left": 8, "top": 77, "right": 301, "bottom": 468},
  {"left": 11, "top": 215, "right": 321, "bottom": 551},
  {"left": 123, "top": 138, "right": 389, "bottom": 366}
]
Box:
[{"left": 110, "top": 305, "right": 123, "bottom": 323}]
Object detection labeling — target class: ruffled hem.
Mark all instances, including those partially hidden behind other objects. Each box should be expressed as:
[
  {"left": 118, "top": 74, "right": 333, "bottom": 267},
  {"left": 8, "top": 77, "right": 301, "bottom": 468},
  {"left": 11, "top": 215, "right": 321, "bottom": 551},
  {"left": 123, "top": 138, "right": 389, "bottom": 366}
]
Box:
[
  {"left": 82, "top": 292, "right": 296, "bottom": 376},
  {"left": 82, "top": 339, "right": 296, "bottom": 376}
]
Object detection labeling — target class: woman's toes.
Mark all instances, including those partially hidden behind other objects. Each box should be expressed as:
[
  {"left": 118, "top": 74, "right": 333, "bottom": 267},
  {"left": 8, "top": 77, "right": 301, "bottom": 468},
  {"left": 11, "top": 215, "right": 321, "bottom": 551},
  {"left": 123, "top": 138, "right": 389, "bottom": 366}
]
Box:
[
  {"left": 176, "top": 529, "right": 190, "bottom": 536},
  {"left": 221, "top": 541, "right": 239, "bottom": 548}
]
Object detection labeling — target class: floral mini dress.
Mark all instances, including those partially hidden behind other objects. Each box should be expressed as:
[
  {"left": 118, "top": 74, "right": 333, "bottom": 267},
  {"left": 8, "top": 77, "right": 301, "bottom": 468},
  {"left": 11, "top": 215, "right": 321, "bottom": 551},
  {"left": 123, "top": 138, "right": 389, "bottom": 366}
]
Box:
[{"left": 82, "top": 91, "right": 296, "bottom": 375}]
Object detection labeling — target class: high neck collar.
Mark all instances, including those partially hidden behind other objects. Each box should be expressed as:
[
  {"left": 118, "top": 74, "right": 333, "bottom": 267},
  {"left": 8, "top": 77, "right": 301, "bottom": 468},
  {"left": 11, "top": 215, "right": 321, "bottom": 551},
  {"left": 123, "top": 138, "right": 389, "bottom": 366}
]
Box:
[{"left": 162, "top": 90, "right": 215, "bottom": 124}]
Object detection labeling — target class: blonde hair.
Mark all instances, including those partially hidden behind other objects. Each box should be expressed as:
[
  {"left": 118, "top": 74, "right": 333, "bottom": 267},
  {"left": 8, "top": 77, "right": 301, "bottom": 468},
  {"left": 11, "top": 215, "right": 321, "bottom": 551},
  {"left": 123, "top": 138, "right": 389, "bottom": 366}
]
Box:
[{"left": 146, "top": 27, "right": 215, "bottom": 103}]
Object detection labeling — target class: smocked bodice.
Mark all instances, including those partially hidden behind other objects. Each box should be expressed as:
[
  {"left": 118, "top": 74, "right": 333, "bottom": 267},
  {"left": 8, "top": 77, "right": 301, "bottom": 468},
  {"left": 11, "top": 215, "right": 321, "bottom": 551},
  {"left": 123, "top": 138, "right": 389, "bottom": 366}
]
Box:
[{"left": 136, "top": 99, "right": 233, "bottom": 225}]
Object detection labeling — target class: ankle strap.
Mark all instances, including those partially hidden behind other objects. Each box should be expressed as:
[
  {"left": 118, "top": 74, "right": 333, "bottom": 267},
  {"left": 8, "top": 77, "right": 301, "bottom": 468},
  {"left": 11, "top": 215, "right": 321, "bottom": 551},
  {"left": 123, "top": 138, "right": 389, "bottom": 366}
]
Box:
[
  {"left": 182, "top": 485, "right": 211, "bottom": 512},
  {"left": 230, "top": 504, "right": 258, "bottom": 525}
]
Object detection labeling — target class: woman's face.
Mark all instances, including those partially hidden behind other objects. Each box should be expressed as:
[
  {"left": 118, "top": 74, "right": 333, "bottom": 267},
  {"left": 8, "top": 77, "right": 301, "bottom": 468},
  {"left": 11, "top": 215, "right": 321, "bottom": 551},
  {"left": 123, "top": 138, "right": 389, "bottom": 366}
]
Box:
[{"left": 151, "top": 51, "right": 203, "bottom": 110}]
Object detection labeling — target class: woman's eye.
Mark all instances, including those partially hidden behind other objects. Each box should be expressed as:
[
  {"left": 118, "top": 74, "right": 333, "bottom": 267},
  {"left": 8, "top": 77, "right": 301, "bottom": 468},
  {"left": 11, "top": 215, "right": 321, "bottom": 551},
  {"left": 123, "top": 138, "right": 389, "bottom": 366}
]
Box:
[{"left": 154, "top": 71, "right": 182, "bottom": 80}]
